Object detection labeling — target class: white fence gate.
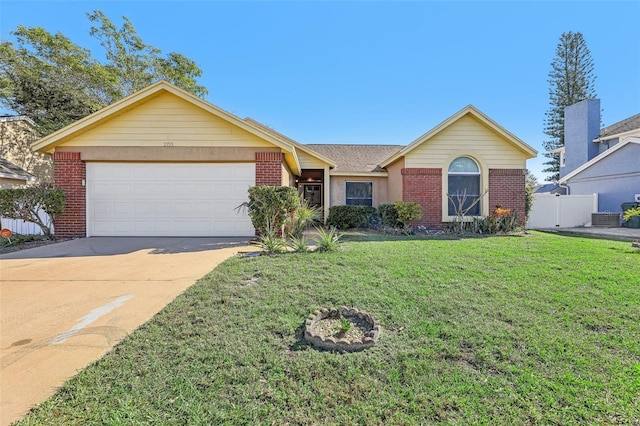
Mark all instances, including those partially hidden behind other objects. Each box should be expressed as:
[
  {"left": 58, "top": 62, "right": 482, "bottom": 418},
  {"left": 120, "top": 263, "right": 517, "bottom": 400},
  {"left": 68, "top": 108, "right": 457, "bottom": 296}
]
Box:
[{"left": 527, "top": 193, "right": 598, "bottom": 229}]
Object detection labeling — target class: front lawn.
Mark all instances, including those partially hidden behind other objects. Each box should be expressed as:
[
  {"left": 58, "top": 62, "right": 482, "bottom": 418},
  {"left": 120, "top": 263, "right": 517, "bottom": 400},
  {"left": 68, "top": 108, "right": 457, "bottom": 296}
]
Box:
[{"left": 18, "top": 232, "right": 639, "bottom": 425}]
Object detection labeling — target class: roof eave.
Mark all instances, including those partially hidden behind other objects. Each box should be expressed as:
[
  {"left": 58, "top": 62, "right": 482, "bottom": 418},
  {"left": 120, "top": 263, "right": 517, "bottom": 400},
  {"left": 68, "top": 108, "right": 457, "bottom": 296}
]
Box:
[
  {"left": 593, "top": 128, "right": 640, "bottom": 143},
  {"left": 329, "top": 171, "right": 388, "bottom": 177}
]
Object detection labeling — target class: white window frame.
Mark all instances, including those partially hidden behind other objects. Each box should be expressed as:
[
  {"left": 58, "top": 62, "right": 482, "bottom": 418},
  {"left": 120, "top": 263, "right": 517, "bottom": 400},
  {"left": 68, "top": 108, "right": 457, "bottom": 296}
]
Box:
[{"left": 446, "top": 156, "right": 482, "bottom": 218}]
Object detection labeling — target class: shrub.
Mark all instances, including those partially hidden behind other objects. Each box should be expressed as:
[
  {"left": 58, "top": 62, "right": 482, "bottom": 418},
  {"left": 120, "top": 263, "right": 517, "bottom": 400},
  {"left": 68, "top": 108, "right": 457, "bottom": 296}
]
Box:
[
  {"left": 0, "top": 184, "right": 65, "bottom": 239},
  {"left": 288, "top": 234, "right": 310, "bottom": 253},
  {"left": 394, "top": 201, "right": 423, "bottom": 233},
  {"left": 623, "top": 206, "right": 640, "bottom": 221},
  {"left": 242, "top": 186, "right": 299, "bottom": 235},
  {"left": 284, "top": 197, "right": 321, "bottom": 239},
  {"left": 255, "top": 234, "right": 287, "bottom": 254},
  {"left": 446, "top": 205, "right": 519, "bottom": 235},
  {"left": 378, "top": 203, "right": 401, "bottom": 228},
  {"left": 326, "top": 205, "right": 377, "bottom": 229},
  {"left": 314, "top": 226, "right": 342, "bottom": 252}
]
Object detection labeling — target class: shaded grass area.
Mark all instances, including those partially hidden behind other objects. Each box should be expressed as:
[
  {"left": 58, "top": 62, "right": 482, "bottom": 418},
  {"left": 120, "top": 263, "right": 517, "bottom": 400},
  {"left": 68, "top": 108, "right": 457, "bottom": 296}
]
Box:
[{"left": 17, "top": 232, "right": 640, "bottom": 425}]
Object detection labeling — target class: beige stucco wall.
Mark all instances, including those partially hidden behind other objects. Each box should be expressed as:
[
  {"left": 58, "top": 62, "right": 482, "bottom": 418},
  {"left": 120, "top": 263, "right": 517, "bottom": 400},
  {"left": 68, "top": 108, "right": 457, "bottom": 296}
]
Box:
[
  {"left": 385, "top": 160, "right": 404, "bottom": 203},
  {"left": 329, "top": 175, "right": 389, "bottom": 207},
  {"left": 282, "top": 163, "right": 295, "bottom": 186},
  {"left": 0, "top": 177, "right": 27, "bottom": 189}
]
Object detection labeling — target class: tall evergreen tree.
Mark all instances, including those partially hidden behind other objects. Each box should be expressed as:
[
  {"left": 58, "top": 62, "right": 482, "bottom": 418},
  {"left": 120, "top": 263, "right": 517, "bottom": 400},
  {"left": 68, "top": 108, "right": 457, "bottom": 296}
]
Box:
[{"left": 543, "top": 31, "right": 597, "bottom": 182}]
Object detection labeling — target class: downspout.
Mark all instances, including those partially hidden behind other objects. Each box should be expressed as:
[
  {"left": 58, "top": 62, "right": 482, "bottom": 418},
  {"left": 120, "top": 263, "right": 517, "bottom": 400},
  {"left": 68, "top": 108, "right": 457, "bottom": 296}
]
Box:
[{"left": 558, "top": 184, "right": 570, "bottom": 195}]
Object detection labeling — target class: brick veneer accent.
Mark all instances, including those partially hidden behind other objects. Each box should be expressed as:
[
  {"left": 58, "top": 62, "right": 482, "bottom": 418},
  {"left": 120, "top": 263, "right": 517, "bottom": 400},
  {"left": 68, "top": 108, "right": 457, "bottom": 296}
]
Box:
[
  {"left": 489, "top": 169, "right": 526, "bottom": 226},
  {"left": 402, "top": 168, "right": 443, "bottom": 229},
  {"left": 255, "top": 152, "right": 283, "bottom": 186},
  {"left": 53, "top": 152, "right": 86, "bottom": 238}
]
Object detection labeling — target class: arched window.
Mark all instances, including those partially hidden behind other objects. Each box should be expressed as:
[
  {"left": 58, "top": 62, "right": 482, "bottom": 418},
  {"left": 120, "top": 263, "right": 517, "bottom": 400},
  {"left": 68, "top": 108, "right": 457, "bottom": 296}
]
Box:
[{"left": 448, "top": 157, "right": 481, "bottom": 216}]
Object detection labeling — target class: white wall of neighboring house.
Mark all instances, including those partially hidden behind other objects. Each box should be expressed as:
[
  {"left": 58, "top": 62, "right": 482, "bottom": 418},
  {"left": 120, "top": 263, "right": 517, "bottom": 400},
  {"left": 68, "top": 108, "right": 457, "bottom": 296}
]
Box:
[{"left": 528, "top": 193, "right": 598, "bottom": 229}]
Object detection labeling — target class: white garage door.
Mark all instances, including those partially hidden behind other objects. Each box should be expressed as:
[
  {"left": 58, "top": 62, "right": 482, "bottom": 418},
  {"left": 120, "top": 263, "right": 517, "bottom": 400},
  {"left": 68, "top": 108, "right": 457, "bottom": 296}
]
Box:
[{"left": 87, "top": 163, "right": 255, "bottom": 237}]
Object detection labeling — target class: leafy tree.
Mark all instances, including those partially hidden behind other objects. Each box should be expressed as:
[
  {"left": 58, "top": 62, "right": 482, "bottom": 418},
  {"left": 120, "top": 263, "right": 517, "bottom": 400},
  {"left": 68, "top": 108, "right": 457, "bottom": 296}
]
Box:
[
  {"left": 0, "top": 185, "right": 65, "bottom": 239},
  {"left": 0, "top": 26, "right": 116, "bottom": 136},
  {"left": 543, "top": 31, "right": 597, "bottom": 182},
  {"left": 524, "top": 171, "right": 538, "bottom": 219},
  {"left": 87, "top": 10, "right": 206, "bottom": 98},
  {"left": 0, "top": 9, "right": 207, "bottom": 137}
]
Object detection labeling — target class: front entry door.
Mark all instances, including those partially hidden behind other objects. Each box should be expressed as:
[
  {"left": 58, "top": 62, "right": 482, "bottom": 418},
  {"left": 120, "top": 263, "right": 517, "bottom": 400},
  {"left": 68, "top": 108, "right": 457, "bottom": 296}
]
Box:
[{"left": 302, "top": 184, "right": 322, "bottom": 208}]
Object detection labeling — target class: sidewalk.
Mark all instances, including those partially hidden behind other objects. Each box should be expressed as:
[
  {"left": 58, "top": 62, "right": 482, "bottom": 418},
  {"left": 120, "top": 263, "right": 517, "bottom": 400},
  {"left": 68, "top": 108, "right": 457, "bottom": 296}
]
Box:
[{"left": 537, "top": 226, "right": 640, "bottom": 242}]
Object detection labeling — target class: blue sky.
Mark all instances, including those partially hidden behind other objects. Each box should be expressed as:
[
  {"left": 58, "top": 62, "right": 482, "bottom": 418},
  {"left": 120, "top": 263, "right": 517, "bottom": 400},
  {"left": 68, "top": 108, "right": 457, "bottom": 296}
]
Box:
[{"left": 2, "top": 1, "right": 639, "bottom": 183}]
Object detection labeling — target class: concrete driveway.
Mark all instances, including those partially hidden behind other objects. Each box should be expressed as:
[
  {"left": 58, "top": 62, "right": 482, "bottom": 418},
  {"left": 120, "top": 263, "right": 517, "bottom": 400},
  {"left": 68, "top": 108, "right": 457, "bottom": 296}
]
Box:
[{"left": 0, "top": 237, "right": 256, "bottom": 425}]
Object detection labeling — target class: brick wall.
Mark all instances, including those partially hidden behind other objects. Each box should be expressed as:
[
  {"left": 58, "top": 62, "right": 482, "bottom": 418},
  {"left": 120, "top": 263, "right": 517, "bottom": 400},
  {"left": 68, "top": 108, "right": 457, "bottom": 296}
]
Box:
[
  {"left": 53, "top": 152, "right": 86, "bottom": 238},
  {"left": 255, "top": 152, "right": 284, "bottom": 186},
  {"left": 402, "top": 168, "right": 443, "bottom": 229},
  {"left": 489, "top": 169, "right": 526, "bottom": 225}
]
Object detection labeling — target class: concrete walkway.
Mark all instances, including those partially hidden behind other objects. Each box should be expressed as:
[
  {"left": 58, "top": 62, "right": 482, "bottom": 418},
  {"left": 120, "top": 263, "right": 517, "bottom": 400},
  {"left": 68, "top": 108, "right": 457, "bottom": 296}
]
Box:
[
  {"left": 0, "top": 237, "right": 257, "bottom": 426},
  {"left": 536, "top": 226, "right": 640, "bottom": 242}
]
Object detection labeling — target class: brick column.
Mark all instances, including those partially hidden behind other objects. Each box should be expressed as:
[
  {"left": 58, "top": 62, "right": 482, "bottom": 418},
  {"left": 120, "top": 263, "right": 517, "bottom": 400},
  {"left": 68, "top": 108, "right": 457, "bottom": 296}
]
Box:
[
  {"left": 53, "top": 152, "right": 86, "bottom": 238},
  {"left": 255, "top": 152, "right": 283, "bottom": 186},
  {"left": 489, "top": 169, "right": 526, "bottom": 226},
  {"left": 402, "top": 168, "right": 443, "bottom": 229}
]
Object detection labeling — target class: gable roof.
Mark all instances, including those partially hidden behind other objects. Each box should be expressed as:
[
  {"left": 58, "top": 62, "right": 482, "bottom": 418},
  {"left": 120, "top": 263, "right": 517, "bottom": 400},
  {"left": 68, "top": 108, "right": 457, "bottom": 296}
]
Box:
[
  {"left": 0, "top": 158, "right": 34, "bottom": 182},
  {"left": 243, "top": 118, "right": 336, "bottom": 168},
  {"left": 31, "top": 81, "right": 331, "bottom": 175},
  {"left": 560, "top": 137, "right": 640, "bottom": 183},
  {"left": 595, "top": 113, "right": 640, "bottom": 141},
  {"left": 0, "top": 115, "right": 36, "bottom": 126},
  {"left": 380, "top": 105, "right": 537, "bottom": 167},
  {"left": 305, "top": 144, "right": 402, "bottom": 174}
]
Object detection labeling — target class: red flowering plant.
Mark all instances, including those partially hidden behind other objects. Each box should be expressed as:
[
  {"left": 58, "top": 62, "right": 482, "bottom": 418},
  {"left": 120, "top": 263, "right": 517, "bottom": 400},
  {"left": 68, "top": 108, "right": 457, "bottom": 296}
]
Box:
[{"left": 487, "top": 205, "right": 518, "bottom": 233}]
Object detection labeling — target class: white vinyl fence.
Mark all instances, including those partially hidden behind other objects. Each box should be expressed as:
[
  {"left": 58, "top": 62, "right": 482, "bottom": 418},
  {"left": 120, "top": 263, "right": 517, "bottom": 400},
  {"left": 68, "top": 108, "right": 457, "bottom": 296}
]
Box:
[
  {"left": 527, "top": 193, "right": 598, "bottom": 229},
  {"left": 0, "top": 209, "right": 52, "bottom": 236}
]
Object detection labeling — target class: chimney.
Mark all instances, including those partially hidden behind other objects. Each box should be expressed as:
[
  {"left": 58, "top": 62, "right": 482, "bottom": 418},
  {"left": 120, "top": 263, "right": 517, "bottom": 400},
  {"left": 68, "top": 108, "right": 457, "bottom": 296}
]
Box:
[{"left": 562, "top": 99, "right": 600, "bottom": 178}]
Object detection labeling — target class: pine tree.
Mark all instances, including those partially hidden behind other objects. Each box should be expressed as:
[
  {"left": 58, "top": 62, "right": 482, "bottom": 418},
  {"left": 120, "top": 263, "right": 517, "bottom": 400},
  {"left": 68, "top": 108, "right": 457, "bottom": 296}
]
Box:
[{"left": 543, "top": 31, "right": 597, "bottom": 182}]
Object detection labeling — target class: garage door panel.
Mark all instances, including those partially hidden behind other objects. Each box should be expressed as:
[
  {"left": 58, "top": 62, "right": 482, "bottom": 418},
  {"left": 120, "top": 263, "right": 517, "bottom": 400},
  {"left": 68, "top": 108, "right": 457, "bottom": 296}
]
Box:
[{"left": 87, "top": 163, "right": 255, "bottom": 237}]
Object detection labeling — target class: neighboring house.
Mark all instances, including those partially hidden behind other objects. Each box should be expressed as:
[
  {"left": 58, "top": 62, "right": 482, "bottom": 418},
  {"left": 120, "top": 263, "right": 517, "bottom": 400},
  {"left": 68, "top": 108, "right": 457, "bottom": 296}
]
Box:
[
  {"left": 557, "top": 99, "right": 640, "bottom": 213},
  {"left": 0, "top": 157, "right": 34, "bottom": 188},
  {"left": 534, "top": 183, "right": 566, "bottom": 195},
  {"left": 33, "top": 81, "right": 537, "bottom": 238},
  {"left": 0, "top": 115, "right": 51, "bottom": 183}
]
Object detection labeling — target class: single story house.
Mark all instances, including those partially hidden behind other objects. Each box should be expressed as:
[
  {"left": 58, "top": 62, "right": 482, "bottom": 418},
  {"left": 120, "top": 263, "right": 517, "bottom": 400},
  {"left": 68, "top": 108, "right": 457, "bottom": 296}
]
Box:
[
  {"left": 557, "top": 99, "right": 640, "bottom": 213},
  {"left": 33, "top": 81, "right": 537, "bottom": 237},
  {"left": 0, "top": 157, "right": 34, "bottom": 188}
]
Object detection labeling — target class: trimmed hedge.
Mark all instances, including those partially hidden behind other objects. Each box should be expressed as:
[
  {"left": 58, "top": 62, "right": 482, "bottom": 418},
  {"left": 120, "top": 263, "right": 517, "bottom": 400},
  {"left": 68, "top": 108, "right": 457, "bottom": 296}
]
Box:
[
  {"left": 378, "top": 203, "right": 401, "bottom": 228},
  {"left": 326, "top": 205, "right": 378, "bottom": 229}
]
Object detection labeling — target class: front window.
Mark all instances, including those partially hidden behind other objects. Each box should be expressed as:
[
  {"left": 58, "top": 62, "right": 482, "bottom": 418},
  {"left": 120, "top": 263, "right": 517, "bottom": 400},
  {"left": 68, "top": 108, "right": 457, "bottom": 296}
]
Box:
[
  {"left": 346, "top": 181, "right": 373, "bottom": 206},
  {"left": 448, "top": 157, "right": 480, "bottom": 216}
]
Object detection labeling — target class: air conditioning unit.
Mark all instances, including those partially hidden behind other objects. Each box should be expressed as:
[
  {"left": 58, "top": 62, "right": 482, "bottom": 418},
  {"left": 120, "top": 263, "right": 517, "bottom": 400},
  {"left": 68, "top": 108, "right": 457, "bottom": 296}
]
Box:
[
  {"left": 591, "top": 213, "right": 620, "bottom": 227},
  {"left": 635, "top": 194, "right": 640, "bottom": 202}
]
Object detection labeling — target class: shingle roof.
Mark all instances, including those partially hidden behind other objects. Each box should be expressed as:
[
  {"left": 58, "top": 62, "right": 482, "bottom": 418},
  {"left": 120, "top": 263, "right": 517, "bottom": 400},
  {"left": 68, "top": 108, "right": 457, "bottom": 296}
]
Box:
[
  {"left": 0, "top": 158, "right": 34, "bottom": 181},
  {"left": 599, "top": 113, "right": 640, "bottom": 139},
  {"left": 305, "top": 144, "right": 402, "bottom": 173}
]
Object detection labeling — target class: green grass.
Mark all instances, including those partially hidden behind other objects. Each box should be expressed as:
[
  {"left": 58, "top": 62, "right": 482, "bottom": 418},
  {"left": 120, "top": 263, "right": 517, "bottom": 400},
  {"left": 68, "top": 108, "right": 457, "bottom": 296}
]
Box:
[{"left": 17, "top": 232, "right": 640, "bottom": 425}]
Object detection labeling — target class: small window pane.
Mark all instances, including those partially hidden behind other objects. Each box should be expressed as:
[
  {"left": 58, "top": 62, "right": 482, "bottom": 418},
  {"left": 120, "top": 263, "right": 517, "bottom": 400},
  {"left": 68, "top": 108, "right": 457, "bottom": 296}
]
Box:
[
  {"left": 448, "top": 157, "right": 479, "bottom": 173},
  {"left": 346, "top": 182, "right": 373, "bottom": 207}
]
